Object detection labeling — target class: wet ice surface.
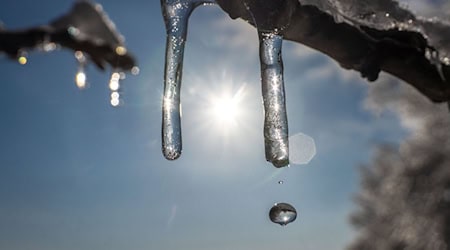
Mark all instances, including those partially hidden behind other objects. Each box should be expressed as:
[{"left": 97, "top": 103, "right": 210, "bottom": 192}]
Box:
[
  {"left": 259, "top": 31, "right": 289, "bottom": 168},
  {"left": 161, "top": 0, "right": 216, "bottom": 160},
  {"left": 269, "top": 202, "right": 297, "bottom": 226},
  {"left": 160, "top": 0, "right": 293, "bottom": 167},
  {"left": 299, "top": 0, "right": 450, "bottom": 64}
]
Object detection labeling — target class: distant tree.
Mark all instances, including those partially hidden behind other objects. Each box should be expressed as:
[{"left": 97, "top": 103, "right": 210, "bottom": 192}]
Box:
[{"left": 349, "top": 78, "right": 450, "bottom": 250}]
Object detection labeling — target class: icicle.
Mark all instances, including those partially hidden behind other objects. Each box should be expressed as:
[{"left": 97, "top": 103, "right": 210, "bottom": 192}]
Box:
[
  {"left": 259, "top": 31, "right": 289, "bottom": 168},
  {"left": 160, "top": 0, "right": 216, "bottom": 160},
  {"left": 74, "top": 51, "right": 87, "bottom": 89}
]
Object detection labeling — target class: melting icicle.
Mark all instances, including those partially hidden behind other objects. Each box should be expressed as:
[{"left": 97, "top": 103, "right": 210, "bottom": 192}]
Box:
[
  {"left": 259, "top": 31, "right": 289, "bottom": 168},
  {"left": 160, "top": 0, "right": 216, "bottom": 160},
  {"left": 269, "top": 202, "right": 297, "bottom": 226}
]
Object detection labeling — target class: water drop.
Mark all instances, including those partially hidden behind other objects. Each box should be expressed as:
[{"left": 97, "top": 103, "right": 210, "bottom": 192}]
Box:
[
  {"left": 269, "top": 202, "right": 297, "bottom": 226},
  {"left": 74, "top": 51, "right": 86, "bottom": 63},
  {"left": 131, "top": 66, "right": 140, "bottom": 75},
  {"left": 109, "top": 72, "right": 122, "bottom": 107},
  {"left": 41, "top": 35, "right": 57, "bottom": 52},
  {"left": 110, "top": 92, "right": 120, "bottom": 107},
  {"left": 68, "top": 26, "right": 80, "bottom": 37},
  {"left": 259, "top": 31, "right": 289, "bottom": 168},
  {"left": 278, "top": 180, "right": 284, "bottom": 184},
  {"left": 160, "top": 0, "right": 216, "bottom": 160},
  {"left": 115, "top": 46, "right": 127, "bottom": 56},
  {"left": 17, "top": 56, "right": 27, "bottom": 65},
  {"left": 75, "top": 70, "right": 87, "bottom": 89}
]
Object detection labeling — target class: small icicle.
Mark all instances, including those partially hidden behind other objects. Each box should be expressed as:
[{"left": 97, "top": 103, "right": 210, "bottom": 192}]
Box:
[
  {"left": 74, "top": 51, "right": 87, "bottom": 89},
  {"left": 258, "top": 31, "right": 289, "bottom": 168},
  {"left": 160, "top": 0, "right": 215, "bottom": 160}
]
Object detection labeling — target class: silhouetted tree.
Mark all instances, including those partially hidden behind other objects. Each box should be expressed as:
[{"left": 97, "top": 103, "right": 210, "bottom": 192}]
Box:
[{"left": 349, "top": 77, "right": 450, "bottom": 250}]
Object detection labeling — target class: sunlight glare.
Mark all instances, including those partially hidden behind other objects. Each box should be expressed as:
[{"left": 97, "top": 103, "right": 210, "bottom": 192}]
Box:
[
  {"left": 213, "top": 95, "right": 239, "bottom": 124},
  {"left": 208, "top": 85, "right": 246, "bottom": 130}
]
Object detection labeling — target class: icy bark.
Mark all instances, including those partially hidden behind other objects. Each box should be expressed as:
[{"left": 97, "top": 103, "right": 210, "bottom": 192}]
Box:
[
  {"left": 216, "top": 0, "right": 450, "bottom": 102},
  {"left": 0, "top": 1, "right": 136, "bottom": 72}
]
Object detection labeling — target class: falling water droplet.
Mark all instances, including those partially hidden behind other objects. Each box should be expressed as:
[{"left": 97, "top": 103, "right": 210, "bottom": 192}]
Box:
[
  {"left": 160, "top": 0, "right": 216, "bottom": 160},
  {"left": 258, "top": 31, "right": 289, "bottom": 168},
  {"left": 269, "top": 202, "right": 297, "bottom": 226},
  {"left": 278, "top": 180, "right": 284, "bottom": 184}
]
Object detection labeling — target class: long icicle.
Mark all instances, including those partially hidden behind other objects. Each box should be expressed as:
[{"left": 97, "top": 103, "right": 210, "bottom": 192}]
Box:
[
  {"left": 259, "top": 31, "right": 289, "bottom": 168},
  {"left": 160, "top": 0, "right": 215, "bottom": 160}
]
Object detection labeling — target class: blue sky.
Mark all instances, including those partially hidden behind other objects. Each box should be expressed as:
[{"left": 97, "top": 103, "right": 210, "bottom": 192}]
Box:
[{"left": 0, "top": 1, "right": 423, "bottom": 249}]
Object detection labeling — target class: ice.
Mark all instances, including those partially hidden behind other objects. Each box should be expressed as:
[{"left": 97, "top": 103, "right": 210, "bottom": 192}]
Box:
[
  {"left": 259, "top": 31, "right": 289, "bottom": 168},
  {"left": 160, "top": 0, "right": 216, "bottom": 160},
  {"left": 298, "top": 0, "right": 450, "bottom": 65}
]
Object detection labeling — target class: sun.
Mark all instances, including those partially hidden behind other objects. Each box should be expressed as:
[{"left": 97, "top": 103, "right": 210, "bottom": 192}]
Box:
[
  {"left": 212, "top": 95, "right": 239, "bottom": 124},
  {"left": 207, "top": 85, "right": 246, "bottom": 130}
]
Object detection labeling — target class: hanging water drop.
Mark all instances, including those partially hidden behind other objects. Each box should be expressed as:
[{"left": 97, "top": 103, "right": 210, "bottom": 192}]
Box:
[
  {"left": 75, "top": 69, "right": 87, "bottom": 89},
  {"left": 269, "top": 202, "right": 297, "bottom": 226},
  {"left": 17, "top": 56, "right": 27, "bottom": 65},
  {"left": 16, "top": 50, "right": 28, "bottom": 65},
  {"left": 160, "top": 0, "right": 216, "bottom": 160},
  {"left": 258, "top": 31, "right": 289, "bottom": 168},
  {"left": 74, "top": 51, "right": 86, "bottom": 64},
  {"left": 110, "top": 91, "right": 120, "bottom": 107},
  {"left": 74, "top": 51, "right": 87, "bottom": 89},
  {"left": 115, "top": 46, "right": 127, "bottom": 56},
  {"left": 109, "top": 72, "right": 121, "bottom": 91},
  {"left": 109, "top": 72, "right": 122, "bottom": 107},
  {"left": 131, "top": 66, "right": 140, "bottom": 75},
  {"left": 41, "top": 35, "right": 57, "bottom": 52}
]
